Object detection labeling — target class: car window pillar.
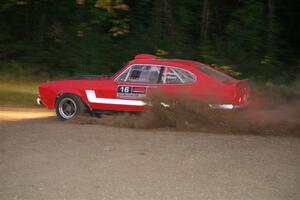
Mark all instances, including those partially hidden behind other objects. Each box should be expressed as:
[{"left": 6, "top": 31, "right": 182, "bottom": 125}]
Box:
[
  {"left": 157, "top": 66, "right": 165, "bottom": 83},
  {"left": 124, "top": 67, "right": 132, "bottom": 82}
]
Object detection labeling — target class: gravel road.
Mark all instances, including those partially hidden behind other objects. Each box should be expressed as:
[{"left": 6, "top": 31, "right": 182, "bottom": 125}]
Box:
[{"left": 0, "top": 107, "right": 299, "bottom": 200}]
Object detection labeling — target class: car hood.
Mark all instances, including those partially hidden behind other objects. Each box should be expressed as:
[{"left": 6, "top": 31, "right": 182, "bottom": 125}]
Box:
[
  {"left": 38, "top": 75, "right": 111, "bottom": 89},
  {"left": 63, "top": 75, "right": 110, "bottom": 80}
]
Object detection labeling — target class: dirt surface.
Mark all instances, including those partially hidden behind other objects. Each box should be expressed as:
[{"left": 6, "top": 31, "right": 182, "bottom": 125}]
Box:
[
  {"left": 0, "top": 107, "right": 300, "bottom": 200},
  {"left": 0, "top": 106, "right": 54, "bottom": 121}
]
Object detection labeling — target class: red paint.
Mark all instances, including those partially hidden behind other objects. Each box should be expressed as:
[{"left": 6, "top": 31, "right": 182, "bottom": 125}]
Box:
[
  {"left": 134, "top": 54, "right": 157, "bottom": 60},
  {"left": 38, "top": 54, "right": 253, "bottom": 111}
]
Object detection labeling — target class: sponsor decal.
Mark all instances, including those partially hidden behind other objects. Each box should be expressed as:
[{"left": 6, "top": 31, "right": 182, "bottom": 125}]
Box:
[
  {"left": 132, "top": 87, "right": 146, "bottom": 94},
  {"left": 85, "top": 90, "right": 145, "bottom": 106},
  {"left": 117, "top": 86, "right": 146, "bottom": 98}
]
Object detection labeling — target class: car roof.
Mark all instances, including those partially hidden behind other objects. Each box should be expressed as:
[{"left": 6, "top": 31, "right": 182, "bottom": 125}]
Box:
[
  {"left": 127, "top": 54, "right": 236, "bottom": 82},
  {"left": 129, "top": 54, "right": 204, "bottom": 70}
]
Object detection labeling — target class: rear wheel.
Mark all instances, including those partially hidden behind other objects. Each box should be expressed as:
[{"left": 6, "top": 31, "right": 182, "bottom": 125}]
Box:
[{"left": 55, "top": 94, "right": 87, "bottom": 120}]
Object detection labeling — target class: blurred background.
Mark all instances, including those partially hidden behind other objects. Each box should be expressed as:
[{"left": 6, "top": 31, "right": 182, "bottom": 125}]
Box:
[{"left": 0, "top": 0, "right": 299, "bottom": 106}]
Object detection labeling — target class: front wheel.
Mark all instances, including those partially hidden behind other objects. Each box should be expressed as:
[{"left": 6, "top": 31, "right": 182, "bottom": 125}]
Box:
[{"left": 55, "top": 94, "right": 86, "bottom": 120}]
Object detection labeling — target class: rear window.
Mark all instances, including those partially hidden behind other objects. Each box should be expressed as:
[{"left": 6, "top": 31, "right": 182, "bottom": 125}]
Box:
[{"left": 198, "top": 65, "right": 233, "bottom": 83}]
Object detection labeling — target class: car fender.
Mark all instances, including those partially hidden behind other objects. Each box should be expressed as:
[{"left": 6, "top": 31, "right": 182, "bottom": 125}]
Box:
[{"left": 54, "top": 89, "right": 91, "bottom": 110}]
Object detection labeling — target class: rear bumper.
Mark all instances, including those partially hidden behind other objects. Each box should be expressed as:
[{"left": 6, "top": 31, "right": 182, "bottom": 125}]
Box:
[{"left": 209, "top": 103, "right": 249, "bottom": 110}]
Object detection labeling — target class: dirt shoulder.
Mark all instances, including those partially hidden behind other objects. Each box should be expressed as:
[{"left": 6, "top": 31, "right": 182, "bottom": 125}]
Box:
[{"left": 0, "top": 106, "right": 54, "bottom": 121}]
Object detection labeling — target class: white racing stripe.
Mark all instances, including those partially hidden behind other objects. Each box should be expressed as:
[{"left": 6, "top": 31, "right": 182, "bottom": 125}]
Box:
[{"left": 85, "top": 90, "right": 145, "bottom": 106}]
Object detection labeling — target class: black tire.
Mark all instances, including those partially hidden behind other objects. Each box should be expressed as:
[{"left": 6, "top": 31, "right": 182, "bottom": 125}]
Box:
[{"left": 55, "top": 94, "right": 87, "bottom": 121}]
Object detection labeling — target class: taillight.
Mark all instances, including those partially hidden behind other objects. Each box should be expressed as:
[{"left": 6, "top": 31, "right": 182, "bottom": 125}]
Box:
[{"left": 238, "top": 96, "right": 242, "bottom": 103}]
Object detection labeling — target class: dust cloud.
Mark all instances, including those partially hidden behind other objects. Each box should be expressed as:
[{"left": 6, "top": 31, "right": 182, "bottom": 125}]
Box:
[{"left": 71, "top": 84, "right": 300, "bottom": 136}]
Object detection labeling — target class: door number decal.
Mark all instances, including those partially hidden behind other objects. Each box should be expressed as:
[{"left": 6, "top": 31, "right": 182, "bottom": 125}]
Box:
[
  {"left": 117, "top": 86, "right": 146, "bottom": 98},
  {"left": 118, "top": 86, "right": 132, "bottom": 94}
]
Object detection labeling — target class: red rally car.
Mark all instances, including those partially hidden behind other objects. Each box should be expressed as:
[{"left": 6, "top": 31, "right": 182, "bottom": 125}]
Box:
[{"left": 38, "top": 54, "right": 253, "bottom": 120}]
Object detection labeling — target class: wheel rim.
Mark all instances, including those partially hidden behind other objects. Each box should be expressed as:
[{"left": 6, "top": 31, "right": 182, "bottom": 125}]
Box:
[{"left": 58, "top": 98, "right": 77, "bottom": 119}]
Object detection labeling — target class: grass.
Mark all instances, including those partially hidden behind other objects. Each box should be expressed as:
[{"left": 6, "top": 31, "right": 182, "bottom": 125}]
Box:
[{"left": 0, "top": 79, "right": 41, "bottom": 106}]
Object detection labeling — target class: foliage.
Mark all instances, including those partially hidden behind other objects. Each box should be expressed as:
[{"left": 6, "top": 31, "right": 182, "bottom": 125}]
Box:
[
  {"left": 0, "top": 0, "right": 299, "bottom": 82},
  {"left": 155, "top": 49, "right": 168, "bottom": 57},
  {"left": 210, "top": 64, "right": 242, "bottom": 79}
]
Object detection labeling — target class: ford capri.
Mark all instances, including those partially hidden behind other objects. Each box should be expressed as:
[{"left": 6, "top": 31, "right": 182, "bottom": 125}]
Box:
[{"left": 37, "top": 54, "right": 252, "bottom": 120}]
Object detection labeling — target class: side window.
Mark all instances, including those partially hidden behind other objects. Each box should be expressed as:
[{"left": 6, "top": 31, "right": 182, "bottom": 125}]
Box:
[
  {"left": 116, "top": 65, "right": 162, "bottom": 84},
  {"left": 162, "top": 67, "right": 181, "bottom": 84},
  {"left": 173, "top": 68, "right": 196, "bottom": 83},
  {"left": 161, "top": 67, "right": 196, "bottom": 84}
]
